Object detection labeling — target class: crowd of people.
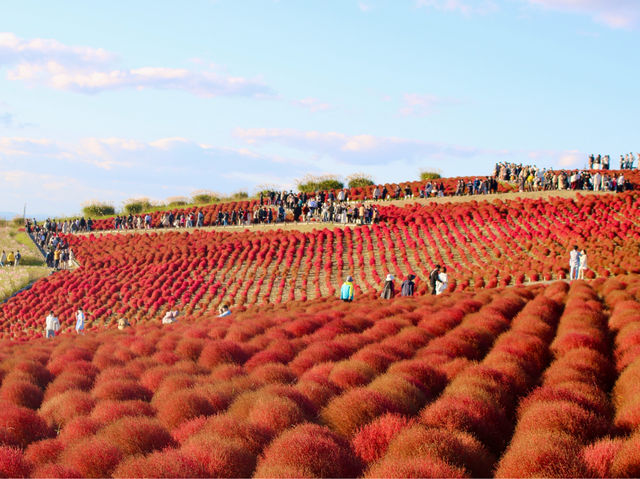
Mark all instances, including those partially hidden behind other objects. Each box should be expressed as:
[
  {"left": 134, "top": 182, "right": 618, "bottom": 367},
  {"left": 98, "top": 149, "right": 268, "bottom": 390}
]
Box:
[
  {"left": 587, "top": 153, "right": 638, "bottom": 170},
  {"left": 25, "top": 219, "right": 75, "bottom": 270},
  {"left": 0, "top": 250, "right": 21, "bottom": 267},
  {"left": 454, "top": 178, "right": 500, "bottom": 196},
  {"left": 569, "top": 246, "right": 589, "bottom": 280},
  {"left": 493, "top": 162, "right": 629, "bottom": 193}
]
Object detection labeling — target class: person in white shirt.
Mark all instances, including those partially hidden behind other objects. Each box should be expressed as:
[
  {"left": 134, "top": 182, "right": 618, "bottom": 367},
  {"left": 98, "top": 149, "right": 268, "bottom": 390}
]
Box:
[
  {"left": 578, "top": 249, "right": 588, "bottom": 280},
  {"left": 436, "top": 267, "right": 448, "bottom": 295},
  {"left": 569, "top": 245, "right": 580, "bottom": 280},
  {"left": 45, "top": 311, "right": 60, "bottom": 338},
  {"left": 162, "top": 310, "right": 179, "bottom": 324},
  {"left": 75, "top": 308, "right": 85, "bottom": 335}
]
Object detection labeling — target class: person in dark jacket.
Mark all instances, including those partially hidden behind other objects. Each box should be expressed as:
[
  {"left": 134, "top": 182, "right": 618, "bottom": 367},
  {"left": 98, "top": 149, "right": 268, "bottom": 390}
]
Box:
[
  {"left": 381, "top": 274, "right": 395, "bottom": 299},
  {"left": 429, "top": 265, "right": 441, "bottom": 295},
  {"left": 401, "top": 274, "right": 416, "bottom": 297}
]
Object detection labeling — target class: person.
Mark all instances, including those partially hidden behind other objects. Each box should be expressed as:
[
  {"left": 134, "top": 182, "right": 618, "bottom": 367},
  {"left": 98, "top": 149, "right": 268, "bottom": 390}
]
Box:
[
  {"left": 117, "top": 317, "right": 130, "bottom": 330},
  {"left": 429, "top": 265, "right": 441, "bottom": 295},
  {"left": 436, "top": 267, "right": 448, "bottom": 295},
  {"left": 45, "top": 311, "right": 60, "bottom": 338},
  {"left": 7, "top": 251, "right": 15, "bottom": 267},
  {"left": 75, "top": 307, "right": 85, "bottom": 335},
  {"left": 578, "top": 249, "right": 588, "bottom": 280},
  {"left": 14, "top": 251, "right": 21, "bottom": 266},
  {"left": 401, "top": 274, "right": 416, "bottom": 297},
  {"left": 162, "top": 310, "right": 179, "bottom": 324},
  {"left": 340, "top": 276, "right": 355, "bottom": 302},
  {"left": 569, "top": 245, "right": 580, "bottom": 280},
  {"left": 0, "top": 250, "right": 5, "bottom": 267},
  {"left": 380, "top": 274, "right": 395, "bottom": 299},
  {"left": 218, "top": 304, "right": 231, "bottom": 317}
]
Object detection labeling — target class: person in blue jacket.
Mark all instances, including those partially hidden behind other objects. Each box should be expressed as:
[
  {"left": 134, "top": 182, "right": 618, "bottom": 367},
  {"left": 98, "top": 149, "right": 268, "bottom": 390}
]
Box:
[{"left": 340, "top": 276, "right": 355, "bottom": 302}]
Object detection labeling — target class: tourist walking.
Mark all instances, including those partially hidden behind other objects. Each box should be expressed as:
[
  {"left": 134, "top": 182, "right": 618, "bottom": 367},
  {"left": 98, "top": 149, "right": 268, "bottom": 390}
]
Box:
[
  {"left": 380, "top": 274, "right": 395, "bottom": 299},
  {"left": 75, "top": 308, "right": 85, "bottom": 335},
  {"left": 569, "top": 246, "right": 580, "bottom": 280},
  {"left": 340, "top": 276, "right": 355, "bottom": 302},
  {"left": 45, "top": 311, "right": 60, "bottom": 338},
  {"left": 578, "top": 249, "right": 588, "bottom": 280},
  {"left": 436, "top": 267, "right": 449, "bottom": 295},
  {"left": 401, "top": 274, "right": 416, "bottom": 297},
  {"left": 429, "top": 265, "right": 441, "bottom": 295},
  {"left": 0, "top": 250, "right": 5, "bottom": 267}
]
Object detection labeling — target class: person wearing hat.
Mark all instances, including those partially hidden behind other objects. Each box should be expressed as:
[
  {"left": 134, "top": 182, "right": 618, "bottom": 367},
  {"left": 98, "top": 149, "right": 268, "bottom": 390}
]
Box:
[
  {"left": 401, "top": 274, "right": 416, "bottom": 297},
  {"left": 381, "top": 273, "right": 395, "bottom": 299},
  {"left": 340, "top": 276, "right": 355, "bottom": 302}
]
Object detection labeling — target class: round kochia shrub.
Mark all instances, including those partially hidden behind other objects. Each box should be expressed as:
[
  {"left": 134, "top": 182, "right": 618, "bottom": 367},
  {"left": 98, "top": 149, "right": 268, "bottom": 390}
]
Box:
[
  {"left": 24, "top": 438, "right": 64, "bottom": 467},
  {"left": 92, "top": 379, "right": 152, "bottom": 402},
  {"left": 98, "top": 416, "right": 176, "bottom": 456},
  {"left": 181, "top": 436, "right": 256, "bottom": 478},
  {"left": 254, "top": 424, "right": 362, "bottom": 478},
  {"left": 0, "top": 446, "right": 32, "bottom": 478},
  {"left": 0, "top": 379, "right": 44, "bottom": 409},
  {"left": 156, "top": 389, "right": 217, "bottom": 429},
  {"left": 0, "top": 402, "right": 53, "bottom": 448},
  {"left": 39, "top": 390, "right": 95, "bottom": 429},
  {"left": 112, "top": 449, "right": 207, "bottom": 478},
  {"left": 365, "top": 456, "right": 466, "bottom": 479},
  {"left": 352, "top": 413, "right": 413, "bottom": 464},
  {"left": 321, "top": 388, "right": 400, "bottom": 437},
  {"left": 59, "top": 437, "right": 123, "bottom": 478},
  {"left": 89, "top": 399, "right": 156, "bottom": 424}
]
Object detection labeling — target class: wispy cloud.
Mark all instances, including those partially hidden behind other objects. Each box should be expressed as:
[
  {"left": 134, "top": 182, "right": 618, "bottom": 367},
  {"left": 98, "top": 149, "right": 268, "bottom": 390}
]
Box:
[
  {"left": 293, "top": 97, "right": 333, "bottom": 112},
  {"left": 524, "top": 0, "right": 640, "bottom": 29},
  {"left": 399, "top": 93, "right": 463, "bottom": 117},
  {"left": 0, "top": 32, "right": 275, "bottom": 98},
  {"left": 416, "top": 0, "right": 498, "bottom": 16}
]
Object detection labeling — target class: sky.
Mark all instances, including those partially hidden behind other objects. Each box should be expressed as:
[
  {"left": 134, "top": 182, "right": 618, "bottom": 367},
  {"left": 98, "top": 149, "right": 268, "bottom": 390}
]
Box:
[{"left": 0, "top": 0, "right": 639, "bottom": 217}]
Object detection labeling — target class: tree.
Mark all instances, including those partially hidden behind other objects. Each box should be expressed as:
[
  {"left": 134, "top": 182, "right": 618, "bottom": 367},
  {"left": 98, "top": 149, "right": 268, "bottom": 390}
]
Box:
[{"left": 347, "top": 173, "right": 375, "bottom": 189}]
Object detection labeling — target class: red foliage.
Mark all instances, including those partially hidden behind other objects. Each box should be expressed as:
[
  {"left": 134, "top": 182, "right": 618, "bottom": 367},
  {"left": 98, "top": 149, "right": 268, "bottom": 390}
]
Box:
[
  {"left": 98, "top": 416, "right": 176, "bottom": 456},
  {"left": 156, "top": 389, "right": 217, "bottom": 429},
  {"left": 610, "top": 431, "right": 640, "bottom": 478},
  {"left": 58, "top": 416, "right": 102, "bottom": 445},
  {"left": 255, "top": 424, "right": 362, "bottom": 478},
  {"left": 31, "top": 464, "right": 83, "bottom": 478},
  {"left": 352, "top": 413, "right": 413, "bottom": 464},
  {"left": 39, "top": 390, "right": 95, "bottom": 428},
  {"left": 0, "top": 402, "right": 53, "bottom": 448},
  {"left": 582, "top": 438, "right": 625, "bottom": 478},
  {"left": 366, "top": 456, "right": 467, "bottom": 478},
  {"left": 112, "top": 449, "right": 208, "bottom": 478},
  {"left": 92, "top": 379, "right": 152, "bottom": 402},
  {"left": 24, "top": 438, "right": 64, "bottom": 467},
  {"left": 90, "top": 399, "right": 156, "bottom": 423},
  {"left": 181, "top": 436, "right": 256, "bottom": 478},
  {"left": 0, "top": 379, "right": 43, "bottom": 409},
  {"left": 59, "top": 437, "right": 124, "bottom": 478},
  {"left": 197, "top": 340, "right": 248, "bottom": 368},
  {"left": 0, "top": 446, "right": 32, "bottom": 478}
]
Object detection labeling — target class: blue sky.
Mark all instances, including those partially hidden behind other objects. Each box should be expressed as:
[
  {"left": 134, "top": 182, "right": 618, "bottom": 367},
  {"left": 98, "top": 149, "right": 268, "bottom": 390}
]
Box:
[{"left": 1, "top": 0, "right": 638, "bottom": 217}]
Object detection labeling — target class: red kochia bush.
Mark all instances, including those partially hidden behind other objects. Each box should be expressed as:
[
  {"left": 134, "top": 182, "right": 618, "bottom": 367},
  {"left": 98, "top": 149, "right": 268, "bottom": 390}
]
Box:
[
  {"left": 0, "top": 402, "right": 53, "bottom": 448},
  {"left": 98, "top": 416, "right": 176, "bottom": 456},
  {"left": 112, "top": 449, "right": 208, "bottom": 478},
  {"left": 43, "top": 372, "right": 94, "bottom": 400},
  {"left": 197, "top": 340, "right": 248, "bottom": 368},
  {"left": 0, "top": 446, "right": 32, "bottom": 478},
  {"left": 321, "top": 388, "right": 400, "bottom": 437},
  {"left": 352, "top": 414, "right": 413, "bottom": 464},
  {"left": 31, "top": 464, "right": 83, "bottom": 478},
  {"left": 90, "top": 399, "right": 156, "bottom": 423},
  {"left": 58, "top": 416, "right": 102, "bottom": 445},
  {"left": 365, "top": 456, "right": 467, "bottom": 479},
  {"left": 181, "top": 436, "right": 256, "bottom": 478},
  {"left": 495, "top": 430, "right": 586, "bottom": 478},
  {"left": 92, "top": 379, "right": 152, "bottom": 402},
  {"left": 0, "top": 379, "right": 43, "bottom": 409},
  {"left": 582, "top": 438, "right": 625, "bottom": 478},
  {"left": 194, "top": 414, "right": 270, "bottom": 455},
  {"left": 156, "top": 389, "right": 217, "bottom": 429},
  {"left": 383, "top": 425, "right": 495, "bottom": 478},
  {"left": 39, "top": 390, "right": 95, "bottom": 428},
  {"left": 610, "top": 431, "right": 640, "bottom": 478},
  {"left": 255, "top": 424, "right": 362, "bottom": 478},
  {"left": 24, "top": 438, "right": 64, "bottom": 467},
  {"left": 60, "top": 437, "right": 124, "bottom": 478}
]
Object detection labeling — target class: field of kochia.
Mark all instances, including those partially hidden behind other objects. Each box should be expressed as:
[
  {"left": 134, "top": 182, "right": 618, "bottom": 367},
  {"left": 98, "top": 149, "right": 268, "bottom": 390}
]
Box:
[
  {"left": 2, "top": 184, "right": 640, "bottom": 478},
  {"left": 2, "top": 191, "right": 639, "bottom": 339},
  {"left": 1, "top": 277, "right": 640, "bottom": 477}
]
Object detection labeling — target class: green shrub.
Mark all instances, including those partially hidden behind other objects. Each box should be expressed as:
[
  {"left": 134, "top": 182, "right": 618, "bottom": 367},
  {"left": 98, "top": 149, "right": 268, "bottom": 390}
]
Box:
[
  {"left": 420, "top": 170, "right": 442, "bottom": 181},
  {"left": 297, "top": 175, "right": 344, "bottom": 193},
  {"left": 231, "top": 191, "right": 249, "bottom": 200},
  {"left": 82, "top": 202, "right": 115, "bottom": 217},
  {"left": 347, "top": 173, "right": 375, "bottom": 189},
  {"left": 192, "top": 190, "right": 220, "bottom": 204},
  {"left": 123, "top": 198, "right": 152, "bottom": 215},
  {"left": 11, "top": 217, "right": 24, "bottom": 227},
  {"left": 166, "top": 196, "right": 189, "bottom": 207}
]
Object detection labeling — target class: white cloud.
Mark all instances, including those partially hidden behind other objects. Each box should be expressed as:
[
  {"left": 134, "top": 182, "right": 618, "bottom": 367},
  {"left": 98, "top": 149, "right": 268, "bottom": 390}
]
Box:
[
  {"left": 399, "top": 93, "right": 463, "bottom": 117},
  {"left": 294, "top": 97, "right": 332, "bottom": 112},
  {"left": 416, "top": 0, "right": 498, "bottom": 15},
  {"left": 525, "top": 0, "right": 640, "bottom": 29},
  {"left": 0, "top": 32, "right": 274, "bottom": 98}
]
